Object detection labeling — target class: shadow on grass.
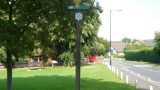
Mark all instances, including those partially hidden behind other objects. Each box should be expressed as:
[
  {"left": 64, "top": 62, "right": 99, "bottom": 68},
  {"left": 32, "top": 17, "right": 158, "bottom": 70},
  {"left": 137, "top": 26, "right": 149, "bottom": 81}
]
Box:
[{"left": 0, "top": 75, "right": 135, "bottom": 90}]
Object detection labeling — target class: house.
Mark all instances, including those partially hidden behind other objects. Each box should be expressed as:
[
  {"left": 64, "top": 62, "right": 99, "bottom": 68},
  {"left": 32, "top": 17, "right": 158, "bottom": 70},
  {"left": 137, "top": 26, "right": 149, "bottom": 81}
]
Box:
[
  {"left": 111, "top": 41, "right": 126, "bottom": 55},
  {"left": 110, "top": 39, "right": 155, "bottom": 55},
  {"left": 141, "top": 39, "right": 154, "bottom": 47}
]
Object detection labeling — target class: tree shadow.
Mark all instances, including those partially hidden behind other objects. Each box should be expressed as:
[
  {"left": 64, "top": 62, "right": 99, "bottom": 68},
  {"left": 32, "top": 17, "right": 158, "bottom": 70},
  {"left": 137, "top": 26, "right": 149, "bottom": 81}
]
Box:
[{"left": 0, "top": 75, "right": 136, "bottom": 90}]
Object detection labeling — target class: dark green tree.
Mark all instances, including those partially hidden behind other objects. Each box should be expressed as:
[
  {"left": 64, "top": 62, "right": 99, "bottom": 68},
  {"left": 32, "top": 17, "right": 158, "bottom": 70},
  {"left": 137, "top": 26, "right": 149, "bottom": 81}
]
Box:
[
  {"left": 0, "top": 0, "right": 101, "bottom": 90},
  {"left": 126, "top": 39, "right": 147, "bottom": 50},
  {"left": 97, "top": 37, "right": 109, "bottom": 53},
  {"left": 154, "top": 32, "right": 160, "bottom": 53},
  {"left": 122, "top": 37, "right": 131, "bottom": 43},
  {"left": 0, "top": 0, "right": 59, "bottom": 90}
]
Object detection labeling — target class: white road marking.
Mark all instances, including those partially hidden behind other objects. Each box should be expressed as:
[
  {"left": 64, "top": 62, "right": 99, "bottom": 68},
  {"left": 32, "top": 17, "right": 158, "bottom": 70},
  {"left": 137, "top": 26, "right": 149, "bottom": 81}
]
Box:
[
  {"left": 134, "top": 65, "right": 153, "bottom": 68},
  {"left": 111, "top": 61, "right": 160, "bottom": 87},
  {"left": 114, "top": 61, "right": 160, "bottom": 73}
]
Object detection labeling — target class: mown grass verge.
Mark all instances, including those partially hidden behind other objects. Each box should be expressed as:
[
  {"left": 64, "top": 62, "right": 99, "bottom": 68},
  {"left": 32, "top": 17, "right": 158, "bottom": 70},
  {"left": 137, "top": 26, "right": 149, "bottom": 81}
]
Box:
[{"left": 0, "top": 64, "right": 135, "bottom": 90}]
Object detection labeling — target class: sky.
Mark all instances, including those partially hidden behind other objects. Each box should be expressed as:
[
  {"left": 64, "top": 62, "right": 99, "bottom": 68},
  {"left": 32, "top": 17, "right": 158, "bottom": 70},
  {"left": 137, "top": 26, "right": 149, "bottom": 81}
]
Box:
[{"left": 97, "top": 0, "right": 160, "bottom": 41}]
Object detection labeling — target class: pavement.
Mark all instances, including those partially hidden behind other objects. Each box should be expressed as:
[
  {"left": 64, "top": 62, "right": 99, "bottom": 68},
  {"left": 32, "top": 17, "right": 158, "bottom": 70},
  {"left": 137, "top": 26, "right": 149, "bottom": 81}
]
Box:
[{"left": 104, "top": 58, "right": 160, "bottom": 90}]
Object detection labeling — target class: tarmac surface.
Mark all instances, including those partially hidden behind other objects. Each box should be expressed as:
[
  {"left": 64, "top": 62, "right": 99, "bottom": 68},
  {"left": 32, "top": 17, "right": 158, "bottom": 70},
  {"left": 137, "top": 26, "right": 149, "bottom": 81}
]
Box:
[{"left": 104, "top": 58, "right": 160, "bottom": 90}]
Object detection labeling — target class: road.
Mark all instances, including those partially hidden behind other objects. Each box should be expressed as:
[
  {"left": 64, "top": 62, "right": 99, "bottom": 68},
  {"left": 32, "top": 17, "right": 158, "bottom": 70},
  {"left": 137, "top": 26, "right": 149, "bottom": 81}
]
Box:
[{"left": 105, "top": 58, "right": 160, "bottom": 90}]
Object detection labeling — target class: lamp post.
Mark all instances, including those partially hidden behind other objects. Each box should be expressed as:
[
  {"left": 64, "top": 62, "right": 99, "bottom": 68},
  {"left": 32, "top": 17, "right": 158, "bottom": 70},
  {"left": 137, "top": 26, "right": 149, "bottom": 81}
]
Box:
[{"left": 109, "top": 10, "right": 122, "bottom": 66}]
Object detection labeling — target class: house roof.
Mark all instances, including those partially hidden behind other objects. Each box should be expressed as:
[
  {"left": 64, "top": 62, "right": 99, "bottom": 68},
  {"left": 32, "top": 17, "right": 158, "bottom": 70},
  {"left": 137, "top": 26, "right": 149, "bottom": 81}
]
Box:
[
  {"left": 111, "top": 39, "right": 154, "bottom": 53},
  {"left": 141, "top": 39, "right": 154, "bottom": 47},
  {"left": 111, "top": 41, "right": 125, "bottom": 53}
]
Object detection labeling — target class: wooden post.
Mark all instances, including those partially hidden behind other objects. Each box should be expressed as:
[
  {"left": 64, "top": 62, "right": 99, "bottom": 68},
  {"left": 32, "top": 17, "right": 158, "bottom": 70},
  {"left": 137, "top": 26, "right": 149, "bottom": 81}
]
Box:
[
  {"left": 116, "top": 69, "right": 119, "bottom": 76},
  {"left": 125, "top": 75, "right": 128, "bottom": 84},
  {"left": 120, "top": 72, "right": 123, "bottom": 80},
  {"left": 149, "top": 86, "right": 153, "bottom": 90}
]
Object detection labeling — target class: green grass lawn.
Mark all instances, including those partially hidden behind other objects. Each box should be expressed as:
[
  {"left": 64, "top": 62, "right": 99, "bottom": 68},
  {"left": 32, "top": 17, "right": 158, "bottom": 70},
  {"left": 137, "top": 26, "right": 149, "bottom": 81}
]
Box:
[{"left": 0, "top": 64, "right": 135, "bottom": 90}]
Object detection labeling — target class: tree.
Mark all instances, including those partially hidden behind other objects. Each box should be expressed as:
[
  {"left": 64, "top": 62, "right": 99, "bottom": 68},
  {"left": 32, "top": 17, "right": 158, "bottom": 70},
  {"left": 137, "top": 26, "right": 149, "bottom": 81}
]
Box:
[
  {"left": 81, "top": 37, "right": 108, "bottom": 58},
  {"left": 97, "top": 37, "right": 109, "bottom": 53},
  {"left": 126, "top": 39, "right": 147, "bottom": 50},
  {"left": 122, "top": 37, "right": 131, "bottom": 43},
  {"left": 132, "top": 39, "right": 139, "bottom": 43},
  {"left": 0, "top": 0, "right": 101, "bottom": 90},
  {"left": 154, "top": 32, "right": 160, "bottom": 54},
  {"left": 126, "top": 43, "right": 147, "bottom": 50},
  {"left": 121, "top": 38, "right": 148, "bottom": 50},
  {"left": 95, "top": 42, "right": 105, "bottom": 56},
  {"left": 0, "top": 0, "right": 58, "bottom": 90}
]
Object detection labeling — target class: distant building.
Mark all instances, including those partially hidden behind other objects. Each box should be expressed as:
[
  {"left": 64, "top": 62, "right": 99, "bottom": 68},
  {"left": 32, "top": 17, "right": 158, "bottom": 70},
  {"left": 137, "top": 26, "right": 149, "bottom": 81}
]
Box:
[
  {"left": 140, "top": 39, "right": 154, "bottom": 47},
  {"left": 110, "top": 39, "right": 154, "bottom": 55},
  {"left": 111, "top": 41, "right": 125, "bottom": 54}
]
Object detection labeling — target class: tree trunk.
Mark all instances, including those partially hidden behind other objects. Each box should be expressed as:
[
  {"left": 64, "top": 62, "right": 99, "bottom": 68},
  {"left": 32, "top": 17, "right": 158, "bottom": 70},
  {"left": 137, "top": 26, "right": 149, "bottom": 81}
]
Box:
[{"left": 6, "top": 49, "right": 12, "bottom": 90}]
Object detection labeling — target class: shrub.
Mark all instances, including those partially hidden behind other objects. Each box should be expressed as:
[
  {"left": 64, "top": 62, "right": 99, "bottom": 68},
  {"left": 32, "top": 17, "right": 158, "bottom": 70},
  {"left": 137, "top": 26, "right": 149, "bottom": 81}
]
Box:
[
  {"left": 113, "top": 54, "right": 124, "bottom": 58},
  {"left": 81, "top": 45, "right": 90, "bottom": 58},
  {"left": 124, "top": 48, "right": 160, "bottom": 63},
  {"left": 58, "top": 51, "right": 74, "bottom": 67},
  {"left": 96, "top": 43, "right": 105, "bottom": 56},
  {"left": 0, "top": 47, "right": 6, "bottom": 65},
  {"left": 90, "top": 48, "right": 97, "bottom": 56},
  {"left": 0, "top": 47, "right": 16, "bottom": 67}
]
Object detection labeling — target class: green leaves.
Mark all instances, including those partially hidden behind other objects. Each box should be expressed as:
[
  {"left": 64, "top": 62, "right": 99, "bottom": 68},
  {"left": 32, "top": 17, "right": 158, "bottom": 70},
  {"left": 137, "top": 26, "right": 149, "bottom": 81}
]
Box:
[
  {"left": 58, "top": 51, "right": 74, "bottom": 67},
  {"left": 154, "top": 32, "right": 160, "bottom": 54},
  {"left": 0, "top": 47, "right": 6, "bottom": 64},
  {"left": 0, "top": 0, "right": 101, "bottom": 66}
]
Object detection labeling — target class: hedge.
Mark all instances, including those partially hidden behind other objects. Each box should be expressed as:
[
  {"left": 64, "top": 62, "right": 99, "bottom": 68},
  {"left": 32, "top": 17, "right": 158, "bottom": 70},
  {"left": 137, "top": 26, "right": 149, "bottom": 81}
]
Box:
[{"left": 124, "top": 48, "right": 160, "bottom": 63}]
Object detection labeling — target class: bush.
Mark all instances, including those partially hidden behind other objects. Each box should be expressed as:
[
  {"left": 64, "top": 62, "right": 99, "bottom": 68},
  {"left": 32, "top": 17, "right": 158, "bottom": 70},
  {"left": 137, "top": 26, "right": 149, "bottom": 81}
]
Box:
[
  {"left": 90, "top": 48, "right": 97, "bottom": 56},
  {"left": 81, "top": 46, "right": 90, "bottom": 58},
  {"left": 96, "top": 43, "right": 105, "bottom": 56},
  {"left": 0, "top": 47, "right": 6, "bottom": 65},
  {"left": 58, "top": 51, "right": 74, "bottom": 67},
  {"left": 0, "top": 47, "right": 16, "bottom": 67},
  {"left": 81, "top": 41, "right": 106, "bottom": 58},
  {"left": 113, "top": 54, "right": 124, "bottom": 58},
  {"left": 104, "top": 53, "right": 109, "bottom": 58},
  {"left": 124, "top": 48, "right": 160, "bottom": 63}
]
